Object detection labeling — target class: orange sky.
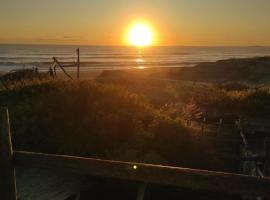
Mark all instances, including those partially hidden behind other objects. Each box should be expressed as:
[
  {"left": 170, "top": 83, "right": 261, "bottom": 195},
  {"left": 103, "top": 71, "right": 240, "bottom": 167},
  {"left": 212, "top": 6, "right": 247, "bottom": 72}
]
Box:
[{"left": 0, "top": 0, "right": 270, "bottom": 46}]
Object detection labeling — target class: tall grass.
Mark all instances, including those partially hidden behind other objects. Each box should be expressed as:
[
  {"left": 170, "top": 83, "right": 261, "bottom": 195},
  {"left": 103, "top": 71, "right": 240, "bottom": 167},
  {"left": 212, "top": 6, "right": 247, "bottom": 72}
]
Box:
[{"left": 0, "top": 79, "right": 240, "bottom": 171}]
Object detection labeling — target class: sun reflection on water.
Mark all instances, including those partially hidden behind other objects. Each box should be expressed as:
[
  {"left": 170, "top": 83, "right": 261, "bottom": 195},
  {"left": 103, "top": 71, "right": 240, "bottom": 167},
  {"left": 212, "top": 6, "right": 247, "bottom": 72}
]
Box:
[
  {"left": 135, "top": 66, "right": 147, "bottom": 69},
  {"left": 135, "top": 50, "right": 147, "bottom": 69}
]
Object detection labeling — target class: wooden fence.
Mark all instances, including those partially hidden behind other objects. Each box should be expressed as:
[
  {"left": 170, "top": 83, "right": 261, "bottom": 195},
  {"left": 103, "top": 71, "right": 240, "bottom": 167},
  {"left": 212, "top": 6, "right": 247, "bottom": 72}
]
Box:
[
  {"left": 1, "top": 107, "right": 270, "bottom": 199},
  {"left": 183, "top": 118, "right": 226, "bottom": 136},
  {"left": 49, "top": 48, "right": 80, "bottom": 80}
]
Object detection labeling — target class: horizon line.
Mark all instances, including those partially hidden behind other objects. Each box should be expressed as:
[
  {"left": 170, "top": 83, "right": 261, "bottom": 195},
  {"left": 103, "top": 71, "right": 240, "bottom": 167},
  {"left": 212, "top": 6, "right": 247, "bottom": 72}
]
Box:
[{"left": 1, "top": 43, "right": 270, "bottom": 48}]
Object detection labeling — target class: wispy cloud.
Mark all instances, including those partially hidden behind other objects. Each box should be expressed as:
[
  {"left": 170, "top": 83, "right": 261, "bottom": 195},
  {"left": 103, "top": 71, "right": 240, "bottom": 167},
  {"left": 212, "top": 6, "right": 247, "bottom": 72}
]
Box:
[{"left": 33, "top": 35, "right": 87, "bottom": 44}]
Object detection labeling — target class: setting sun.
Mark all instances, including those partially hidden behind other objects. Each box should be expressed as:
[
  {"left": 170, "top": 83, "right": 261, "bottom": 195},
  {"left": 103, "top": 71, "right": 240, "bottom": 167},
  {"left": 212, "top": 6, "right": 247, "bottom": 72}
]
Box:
[{"left": 128, "top": 23, "right": 153, "bottom": 47}]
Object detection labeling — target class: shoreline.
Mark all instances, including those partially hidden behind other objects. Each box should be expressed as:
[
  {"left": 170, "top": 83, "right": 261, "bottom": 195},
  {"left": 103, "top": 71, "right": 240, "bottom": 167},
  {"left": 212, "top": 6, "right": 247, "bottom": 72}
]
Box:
[{"left": 1, "top": 56, "right": 270, "bottom": 82}]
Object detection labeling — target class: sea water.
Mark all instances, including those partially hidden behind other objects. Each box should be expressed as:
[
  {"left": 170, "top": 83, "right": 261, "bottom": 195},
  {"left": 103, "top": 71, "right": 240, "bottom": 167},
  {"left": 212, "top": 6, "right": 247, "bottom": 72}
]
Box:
[{"left": 0, "top": 44, "right": 270, "bottom": 72}]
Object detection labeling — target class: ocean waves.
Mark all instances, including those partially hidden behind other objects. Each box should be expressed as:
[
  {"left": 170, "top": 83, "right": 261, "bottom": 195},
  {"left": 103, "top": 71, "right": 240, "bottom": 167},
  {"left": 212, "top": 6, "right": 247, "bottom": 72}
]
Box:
[{"left": 0, "top": 45, "right": 270, "bottom": 72}]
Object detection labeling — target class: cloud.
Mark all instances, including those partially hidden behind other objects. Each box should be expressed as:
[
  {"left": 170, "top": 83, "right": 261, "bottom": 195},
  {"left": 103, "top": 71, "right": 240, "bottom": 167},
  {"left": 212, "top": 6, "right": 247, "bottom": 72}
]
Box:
[{"left": 33, "top": 35, "right": 87, "bottom": 44}]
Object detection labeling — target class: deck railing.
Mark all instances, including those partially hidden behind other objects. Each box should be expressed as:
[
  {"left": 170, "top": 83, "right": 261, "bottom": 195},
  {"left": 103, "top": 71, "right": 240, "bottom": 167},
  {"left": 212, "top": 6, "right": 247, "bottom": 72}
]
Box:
[{"left": 1, "top": 107, "right": 270, "bottom": 200}]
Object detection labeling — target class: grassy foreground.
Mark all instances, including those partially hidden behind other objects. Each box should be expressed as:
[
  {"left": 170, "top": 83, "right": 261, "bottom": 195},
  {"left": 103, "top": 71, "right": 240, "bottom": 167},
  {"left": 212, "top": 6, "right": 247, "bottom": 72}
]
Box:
[{"left": 0, "top": 79, "right": 239, "bottom": 172}]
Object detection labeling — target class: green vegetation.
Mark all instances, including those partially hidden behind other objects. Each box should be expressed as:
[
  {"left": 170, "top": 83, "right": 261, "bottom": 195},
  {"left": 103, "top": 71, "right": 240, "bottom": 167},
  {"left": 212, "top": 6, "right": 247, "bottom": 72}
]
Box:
[
  {"left": 156, "top": 56, "right": 270, "bottom": 84},
  {"left": 1, "top": 57, "right": 267, "bottom": 199},
  {"left": 98, "top": 69, "right": 270, "bottom": 118},
  {"left": 0, "top": 81, "right": 182, "bottom": 162},
  {"left": 6, "top": 57, "right": 270, "bottom": 173},
  {"left": 0, "top": 79, "right": 238, "bottom": 171}
]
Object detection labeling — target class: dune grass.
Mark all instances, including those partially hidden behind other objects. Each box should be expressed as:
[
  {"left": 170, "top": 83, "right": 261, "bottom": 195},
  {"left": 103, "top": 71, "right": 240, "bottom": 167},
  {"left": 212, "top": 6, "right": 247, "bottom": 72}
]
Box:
[{"left": 0, "top": 78, "right": 242, "bottom": 171}]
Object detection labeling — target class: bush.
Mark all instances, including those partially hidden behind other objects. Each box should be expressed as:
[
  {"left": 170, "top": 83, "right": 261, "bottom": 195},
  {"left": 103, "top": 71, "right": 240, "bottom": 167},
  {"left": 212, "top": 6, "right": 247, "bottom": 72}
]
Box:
[
  {"left": 0, "top": 79, "right": 238, "bottom": 171},
  {"left": 0, "top": 80, "right": 192, "bottom": 164}
]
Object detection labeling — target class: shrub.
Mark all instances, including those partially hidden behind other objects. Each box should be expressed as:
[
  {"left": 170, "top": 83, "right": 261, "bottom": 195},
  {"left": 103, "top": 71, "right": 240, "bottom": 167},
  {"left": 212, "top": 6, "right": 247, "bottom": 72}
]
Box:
[{"left": 0, "top": 80, "right": 192, "bottom": 164}]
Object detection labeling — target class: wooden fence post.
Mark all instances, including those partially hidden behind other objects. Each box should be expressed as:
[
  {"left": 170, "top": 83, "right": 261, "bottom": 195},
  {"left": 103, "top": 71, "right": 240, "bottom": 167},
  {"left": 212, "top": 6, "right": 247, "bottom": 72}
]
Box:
[
  {"left": 264, "top": 137, "right": 270, "bottom": 176},
  {"left": 217, "top": 118, "right": 223, "bottom": 135},
  {"left": 0, "top": 107, "right": 17, "bottom": 200},
  {"left": 201, "top": 117, "right": 206, "bottom": 134},
  {"left": 77, "top": 48, "right": 80, "bottom": 80},
  {"left": 53, "top": 57, "right": 73, "bottom": 80},
  {"left": 136, "top": 183, "right": 147, "bottom": 200}
]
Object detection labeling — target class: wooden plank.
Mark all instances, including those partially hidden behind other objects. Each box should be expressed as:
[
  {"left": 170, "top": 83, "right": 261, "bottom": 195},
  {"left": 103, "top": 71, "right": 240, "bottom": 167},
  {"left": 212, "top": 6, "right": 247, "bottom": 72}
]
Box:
[
  {"left": 14, "top": 151, "right": 270, "bottom": 197},
  {"left": 16, "top": 168, "right": 92, "bottom": 200},
  {"left": 0, "top": 108, "right": 17, "bottom": 200}
]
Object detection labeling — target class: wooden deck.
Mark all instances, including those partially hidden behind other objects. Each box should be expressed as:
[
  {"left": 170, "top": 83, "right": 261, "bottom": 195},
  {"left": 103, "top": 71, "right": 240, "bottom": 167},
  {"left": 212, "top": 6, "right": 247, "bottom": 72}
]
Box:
[
  {"left": 16, "top": 168, "right": 92, "bottom": 200},
  {"left": 1, "top": 107, "right": 270, "bottom": 199}
]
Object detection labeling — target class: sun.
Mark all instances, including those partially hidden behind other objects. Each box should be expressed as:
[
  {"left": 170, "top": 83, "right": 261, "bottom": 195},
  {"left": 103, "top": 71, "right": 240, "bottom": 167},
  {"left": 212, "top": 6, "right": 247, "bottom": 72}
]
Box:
[{"left": 128, "top": 23, "right": 153, "bottom": 47}]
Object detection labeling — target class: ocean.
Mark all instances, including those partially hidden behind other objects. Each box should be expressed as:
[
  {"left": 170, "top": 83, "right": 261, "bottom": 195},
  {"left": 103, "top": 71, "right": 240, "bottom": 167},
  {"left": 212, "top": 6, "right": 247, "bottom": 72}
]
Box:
[{"left": 0, "top": 44, "right": 270, "bottom": 72}]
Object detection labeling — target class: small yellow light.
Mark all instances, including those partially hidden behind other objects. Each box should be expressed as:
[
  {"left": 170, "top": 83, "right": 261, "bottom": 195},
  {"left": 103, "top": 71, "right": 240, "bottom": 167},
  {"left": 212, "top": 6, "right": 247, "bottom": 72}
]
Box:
[{"left": 133, "top": 165, "right": 138, "bottom": 170}]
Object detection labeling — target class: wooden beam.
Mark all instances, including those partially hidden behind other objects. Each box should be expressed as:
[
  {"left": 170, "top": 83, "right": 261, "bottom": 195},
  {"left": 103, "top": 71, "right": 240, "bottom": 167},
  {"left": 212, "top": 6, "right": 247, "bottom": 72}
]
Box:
[
  {"left": 14, "top": 151, "right": 270, "bottom": 197},
  {"left": 0, "top": 108, "right": 17, "bottom": 200},
  {"left": 53, "top": 57, "right": 73, "bottom": 80}
]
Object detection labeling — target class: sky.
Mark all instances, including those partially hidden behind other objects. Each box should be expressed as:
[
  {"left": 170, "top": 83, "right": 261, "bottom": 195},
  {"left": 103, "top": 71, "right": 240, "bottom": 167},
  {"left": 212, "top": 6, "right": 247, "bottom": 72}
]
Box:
[{"left": 0, "top": 0, "right": 270, "bottom": 46}]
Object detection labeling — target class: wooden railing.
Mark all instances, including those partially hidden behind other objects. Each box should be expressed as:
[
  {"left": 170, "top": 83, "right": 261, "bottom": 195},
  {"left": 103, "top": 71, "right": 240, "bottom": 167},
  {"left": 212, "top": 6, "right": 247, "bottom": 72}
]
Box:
[{"left": 1, "top": 107, "right": 270, "bottom": 200}]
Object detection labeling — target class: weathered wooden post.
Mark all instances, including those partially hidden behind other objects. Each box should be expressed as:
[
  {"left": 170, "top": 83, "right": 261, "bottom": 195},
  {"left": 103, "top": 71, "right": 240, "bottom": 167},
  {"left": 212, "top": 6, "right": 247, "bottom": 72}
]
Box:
[
  {"left": 0, "top": 107, "right": 17, "bottom": 200},
  {"left": 53, "top": 57, "right": 57, "bottom": 77},
  {"left": 77, "top": 48, "right": 80, "bottom": 80},
  {"left": 201, "top": 117, "right": 206, "bottom": 134},
  {"left": 264, "top": 137, "right": 270, "bottom": 176},
  {"left": 217, "top": 118, "right": 223, "bottom": 135},
  {"left": 54, "top": 57, "right": 73, "bottom": 80},
  {"left": 136, "top": 183, "right": 147, "bottom": 200}
]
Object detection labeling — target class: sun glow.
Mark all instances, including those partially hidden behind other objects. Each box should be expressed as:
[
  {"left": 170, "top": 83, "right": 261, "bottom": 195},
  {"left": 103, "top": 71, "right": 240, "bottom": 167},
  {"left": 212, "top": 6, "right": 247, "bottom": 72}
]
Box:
[{"left": 128, "top": 23, "right": 153, "bottom": 47}]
